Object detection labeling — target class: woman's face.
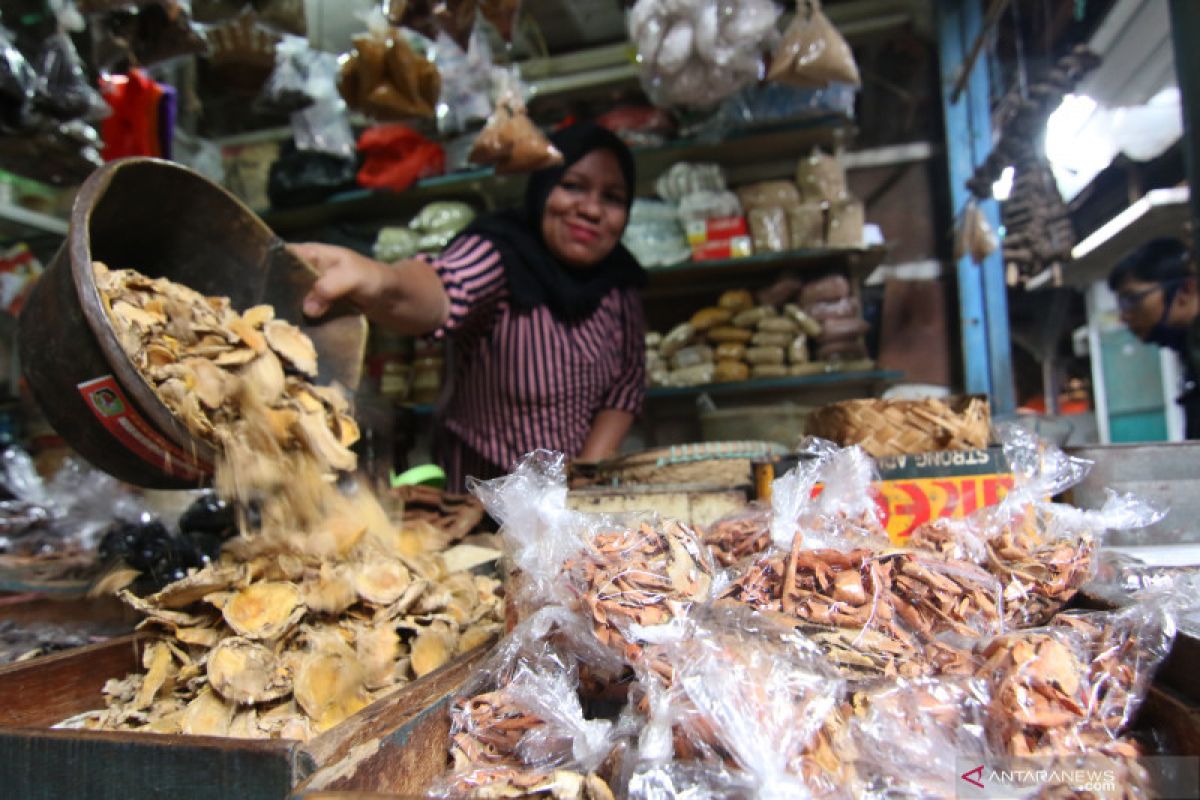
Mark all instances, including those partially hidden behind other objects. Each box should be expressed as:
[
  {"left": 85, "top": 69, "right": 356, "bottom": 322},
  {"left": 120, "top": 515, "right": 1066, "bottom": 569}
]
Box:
[{"left": 541, "top": 148, "right": 630, "bottom": 269}]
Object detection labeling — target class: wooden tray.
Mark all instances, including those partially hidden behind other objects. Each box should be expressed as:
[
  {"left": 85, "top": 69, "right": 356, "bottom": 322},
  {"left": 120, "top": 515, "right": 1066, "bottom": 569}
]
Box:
[{"left": 0, "top": 633, "right": 487, "bottom": 800}]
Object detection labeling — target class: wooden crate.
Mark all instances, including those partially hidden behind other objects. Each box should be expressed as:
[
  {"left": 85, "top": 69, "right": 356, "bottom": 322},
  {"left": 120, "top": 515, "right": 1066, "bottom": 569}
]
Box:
[{"left": 0, "top": 633, "right": 486, "bottom": 800}]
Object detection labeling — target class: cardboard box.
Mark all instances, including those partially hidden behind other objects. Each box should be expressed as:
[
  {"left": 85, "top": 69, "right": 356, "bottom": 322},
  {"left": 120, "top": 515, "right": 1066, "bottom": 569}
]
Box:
[
  {"left": 754, "top": 447, "right": 1013, "bottom": 543},
  {"left": 684, "top": 215, "right": 748, "bottom": 246},
  {"left": 691, "top": 236, "right": 753, "bottom": 261}
]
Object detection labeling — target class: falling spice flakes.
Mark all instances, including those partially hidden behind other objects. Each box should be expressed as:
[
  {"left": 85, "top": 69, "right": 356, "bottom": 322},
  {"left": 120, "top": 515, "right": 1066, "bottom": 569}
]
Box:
[{"left": 60, "top": 266, "right": 505, "bottom": 741}]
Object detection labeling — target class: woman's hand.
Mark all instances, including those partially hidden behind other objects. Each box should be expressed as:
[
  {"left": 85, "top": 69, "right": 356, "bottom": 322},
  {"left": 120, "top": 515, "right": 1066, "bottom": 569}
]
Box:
[{"left": 290, "top": 242, "right": 450, "bottom": 335}]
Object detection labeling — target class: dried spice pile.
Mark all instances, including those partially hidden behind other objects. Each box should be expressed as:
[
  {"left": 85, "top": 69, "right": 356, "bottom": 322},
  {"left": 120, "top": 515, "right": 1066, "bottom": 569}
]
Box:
[
  {"left": 719, "top": 540, "right": 1002, "bottom": 679},
  {"left": 563, "top": 519, "right": 715, "bottom": 666},
  {"left": 909, "top": 505, "right": 1096, "bottom": 628},
  {"left": 61, "top": 266, "right": 504, "bottom": 740}
]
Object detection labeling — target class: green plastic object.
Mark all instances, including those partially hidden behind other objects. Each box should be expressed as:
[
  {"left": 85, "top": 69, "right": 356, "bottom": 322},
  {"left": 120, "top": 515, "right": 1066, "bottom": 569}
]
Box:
[{"left": 390, "top": 464, "right": 447, "bottom": 489}]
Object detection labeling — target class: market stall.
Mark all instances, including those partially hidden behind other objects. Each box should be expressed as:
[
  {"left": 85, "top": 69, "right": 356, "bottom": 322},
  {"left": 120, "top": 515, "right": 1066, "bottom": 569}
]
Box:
[{"left": 0, "top": 0, "right": 1196, "bottom": 798}]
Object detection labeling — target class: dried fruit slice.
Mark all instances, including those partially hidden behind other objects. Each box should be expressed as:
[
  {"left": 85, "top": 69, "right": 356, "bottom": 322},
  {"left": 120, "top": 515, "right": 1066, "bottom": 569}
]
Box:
[
  {"left": 303, "top": 564, "right": 358, "bottom": 615},
  {"left": 181, "top": 686, "right": 235, "bottom": 736},
  {"left": 355, "top": 623, "right": 402, "bottom": 690},
  {"left": 264, "top": 320, "right": 318, "bottom": 376},
  {"left": 120, "top": 590, "right": 210, "bottom": 627},
  {"left": 457, "top": 622, "right": 500, "bottom": 655},
  {"left": 410, "top": 622, "right": 456, "bottom": 677},
  {"left": 293, "top": 649, "right": 370, "bottom": 731},
  {"left": 186, "top": 358, "right": 233, "bottom": 410},
  {"left": 134, "top": 641, "right": 176, "bottom": 710},
  {"left": 352, "top": 559, "right": 412, "bottom": 605},
  {"left": 295, "top": 411, "right": 357, "bottom": 473},
  {"left": 241, "top": 351, "right": 286, "bottom": 404},
  {"left": 229, "top": 317, "right": 268, "bottom": 353},
  {"left": 207, "top": 637, "right": 293, "bottom": 705},
  {"left": 147, "top": 564, "right": 243, "bottom": 609},
  {"left": 222, "top": 582, "right": 306, "bottom": 640},
  {"left": 242, "top": 305, "right": 275, "bottom": 328}
]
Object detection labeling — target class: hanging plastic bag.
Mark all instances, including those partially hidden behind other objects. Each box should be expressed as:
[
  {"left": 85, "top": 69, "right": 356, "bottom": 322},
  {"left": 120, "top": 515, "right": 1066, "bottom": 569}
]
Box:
[
  {"left": 432, "top": 0, "right": 478, "bottom": 50},
  {"left": 339, "top": 10, "right": 441, "bottom": 120},
  {"left": 259, "top": 34, "right": 334, "bottom": 113},
  {"left": 954, "top": 198, "right": 1000, "bottom": 265},
  {"left": 267, "top": 140, "right": 358, "bottom": 209},
  {"left": 432, "top": 28, "right": 494, "bottom": 134},
  {"left": 628, "top": 0, "right": 780, "bottom": 109},
  {"left": 0, "top": 25, "right": 36, "bottom": 131},
  {"left": 94, "top": 1, "right": 208, "bottom": 69},
  {"left": 31, "top": 31, "right": 109, "bottom": 122},
  {"left": 468, "top": 69, "right": 562, "bottom": 174},
  {"left": 766, "top": 0, "right": 861, "bottom": 89},
  {"left": 355, "top": 124, "right": 445, "bottom": 191},
  {"left": 477, "top": 0, "right": 520, "bottom": 42}
]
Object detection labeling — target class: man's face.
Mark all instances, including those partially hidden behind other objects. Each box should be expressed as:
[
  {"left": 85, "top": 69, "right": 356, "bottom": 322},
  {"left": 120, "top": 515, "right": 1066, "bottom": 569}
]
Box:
[{"left": 1116, "top": 278, "right": 1170, "bottom": 341}]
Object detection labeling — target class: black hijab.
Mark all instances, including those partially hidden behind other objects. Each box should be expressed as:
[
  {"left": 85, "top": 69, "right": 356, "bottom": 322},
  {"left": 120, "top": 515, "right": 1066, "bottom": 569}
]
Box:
[{"left": 457, "top": 121, "right": 646, "bottom": 320}]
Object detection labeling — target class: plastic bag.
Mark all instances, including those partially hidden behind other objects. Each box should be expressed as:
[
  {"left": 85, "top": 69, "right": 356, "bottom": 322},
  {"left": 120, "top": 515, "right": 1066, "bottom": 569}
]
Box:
[
  {"left": 259, "top": 34, "right": 340, "bottom": 114},
  {"left": 702, "top": 503, "right": 770, "bottom": 567},
  {"left": 622, "top": 199, "right": 691, "bottom": 268},
  {"left": 428, "top": 605, "right": 626, "bottom": 799},
  {"left": 31, "top": 31, "right": 108, "bottom": 122},
  {"left": 411, "top": 200, "right": 475, "bottom": 235},
  {"left": 697, "top": 81, "right": 857, "bottom": 140},
  {"left": 766, "top": 0, "right": 861, "bottom": 89},
  {"left": 355, "top": 124, "right": 445, "bottom": 191},
  {"left": 628, "top": 0, "right": 780, "bottom": 109},
  {"left": 432, "top": 29, "right": 494, "bottom": 134},
  {"left": 0, "top": 25, "right": 36, "bottom": 131},
  {"left": 848, "top": 676, "right": 994, "bottom": 797},
  {"left": 479, "top": 0, "right": 521, "bottom": 42},
  {"left": 338, "top": 12, "right": 441, "bottom": 120},
  {"left": 631, "top": 604, "right": 846, "bottom": 798},
  {"left": 468, "top": 69, "right": 562, "bottom": 174},
  {"left": 654, "top": 161, "right": 726, "bottom": 203},
  {"left": 908, "top": 424, "right": 1164, "bottom": 628},
  {"left": 94, "top": 2, "right": 208, "bottom": 69},
  {"left": 955, "top": 198, "right": 999, "bottom": 265},
  {"left": 597, "top": 105, "right": 675, "bottom": 148},
  {"left": 975, "top": 601, "right": 1175, "bottom": 759},
  {"left": 374, "top": 226, "right": 423, "bottom": 262},
  {"left": 291, "top": 98, "right": 355, "bottom": 159},
  {"left": 266, "top": 141, "right": 358, "bottom": 209},
  {"left": 795, "top": 148, "right": 847, "bottom": 204}
]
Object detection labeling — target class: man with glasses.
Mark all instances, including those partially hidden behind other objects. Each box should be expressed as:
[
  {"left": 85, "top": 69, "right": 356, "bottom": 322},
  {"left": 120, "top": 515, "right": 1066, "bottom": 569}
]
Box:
[{"left": 1108, "top": 237, "right": 1200, "bottom": 436}]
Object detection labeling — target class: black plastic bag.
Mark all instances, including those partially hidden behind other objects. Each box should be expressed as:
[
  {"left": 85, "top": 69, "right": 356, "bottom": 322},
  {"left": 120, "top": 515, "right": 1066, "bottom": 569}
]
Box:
[{"left": 267, "top": 140, "right": 359, "bottom": 209}]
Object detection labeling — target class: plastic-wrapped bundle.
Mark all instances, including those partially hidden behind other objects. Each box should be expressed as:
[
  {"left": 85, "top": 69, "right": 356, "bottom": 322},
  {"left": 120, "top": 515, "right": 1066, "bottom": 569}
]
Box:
[
  {"left": 432, "top": 28, "right": 495, "bottom": 135},
  {"left": 907, "top": 424, "right": 1165, "bottom": 628},
  {"left": 622, "top": 199, "right": 691, "bottom": 268},
  {"left": 766, "top": 0, "right": 861, "bottom": 88},
  {"left": 628, "top": 0, "right": 780, "bottom": 109},
  {"left": 468, "top": 69, "right": 563, "bottom": 173},
  {"left": 628, "top": 604, "right": 848, "bottom": 799}
]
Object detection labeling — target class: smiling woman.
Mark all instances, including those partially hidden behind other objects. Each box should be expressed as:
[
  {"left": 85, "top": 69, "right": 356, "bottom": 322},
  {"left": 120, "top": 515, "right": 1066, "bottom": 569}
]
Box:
[{"left": 291, "top": 122, "right": 648, "bottom": 490}]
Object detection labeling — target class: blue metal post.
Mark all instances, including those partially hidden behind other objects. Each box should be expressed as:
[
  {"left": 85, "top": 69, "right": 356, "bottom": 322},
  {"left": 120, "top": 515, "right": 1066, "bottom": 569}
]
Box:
[{"left": 937, "top": 0, "right": 1017, "bottom": 414}]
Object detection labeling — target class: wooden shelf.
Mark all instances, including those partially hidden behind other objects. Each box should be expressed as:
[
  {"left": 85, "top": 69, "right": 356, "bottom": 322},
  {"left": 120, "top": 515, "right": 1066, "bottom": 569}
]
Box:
[
  {"left": 644, "top": 369, "right": 902, "bottom": 401},
  {"left": 259, "top": 114, "right": 854, "bottom": 236},
  {"left": 642, "top": 246, "right": 888, "bottom": 298}
]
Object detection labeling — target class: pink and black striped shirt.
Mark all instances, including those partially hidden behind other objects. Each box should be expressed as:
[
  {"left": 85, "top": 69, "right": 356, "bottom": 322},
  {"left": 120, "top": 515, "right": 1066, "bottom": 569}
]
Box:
[{"left": 428, "top": 235, "right": 646, "bottom": 487}]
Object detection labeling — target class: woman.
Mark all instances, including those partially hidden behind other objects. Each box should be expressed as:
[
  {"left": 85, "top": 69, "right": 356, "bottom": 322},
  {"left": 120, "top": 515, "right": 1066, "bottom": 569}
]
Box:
[{"left": 293, "top": 122, "right": 647, "bottom": 491}]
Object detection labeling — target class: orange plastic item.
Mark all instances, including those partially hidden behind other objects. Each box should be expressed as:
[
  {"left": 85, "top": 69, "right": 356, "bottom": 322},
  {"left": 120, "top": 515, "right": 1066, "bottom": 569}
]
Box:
[{"left": 356, "top": 125, "right": 446, "bottom": 191}]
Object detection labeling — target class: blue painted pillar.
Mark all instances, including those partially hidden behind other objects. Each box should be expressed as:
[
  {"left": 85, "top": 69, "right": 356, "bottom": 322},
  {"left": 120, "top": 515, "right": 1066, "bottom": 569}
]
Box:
[{"left": 937, "top": 0, "right": 1017, "bottom": 414}]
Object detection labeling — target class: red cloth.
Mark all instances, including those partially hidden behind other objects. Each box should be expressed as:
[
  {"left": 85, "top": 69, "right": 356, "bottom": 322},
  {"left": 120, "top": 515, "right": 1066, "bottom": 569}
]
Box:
[
  {"left": 356, "top": 125, "right": 445, "bottom": 191},
  {"left": 100, "top": 69, "right": 164, "bottom": 161}
]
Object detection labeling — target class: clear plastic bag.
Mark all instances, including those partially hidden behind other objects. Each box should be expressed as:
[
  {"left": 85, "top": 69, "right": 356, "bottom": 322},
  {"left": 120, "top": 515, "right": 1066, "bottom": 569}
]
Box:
[
  {"left": 908, "top": 424, "right": 1165, "bottom": 628},
  {"left": 338, "top": 9, "right": 441, "bottom": 120},
  {"left": 259, "top": 34, "right": 341, "bottom": 114},
  {"left": 468, "top": 68, "right": 563, "bottom": 174},
  {"left": 411, "top": 200, "right": 476, "bottom": 235},
  {"left": 766, "top": 0, "right": 861, "bottom": 89},
  {"left": 622, "top": 199, "right": 690, "bottom": 268},
  {"left": 479, "top": 0, "right": 522, "bottom": 42},
  {"left": 432, "top": 28, "right": 495, "bottom": 135},
  {"left": 0, "top": 24, "right": 36, "bottom": 131},
  {"left": 631, "top": 603, "right": 846, "bottom": 798},
  {"left": 374, "top": 226, "right": 423, "bottom": 262},
  {"left": 954, "top": 198, "right": 999, "bottom": 265},
  {"left": 628, "top": 0, "right": 780, "bottom": 109},
  {"left": 975, "top": 600, "right": 1176, "bottom": 758},
  {"left": 702, "top": 503, "right": 771, "bottom": 568},
  {"left": 290, "top": 98, "right": 355, "bottom": 159},
  {"left": 655, "top": 162, "right": 727, "bottom": 204}
]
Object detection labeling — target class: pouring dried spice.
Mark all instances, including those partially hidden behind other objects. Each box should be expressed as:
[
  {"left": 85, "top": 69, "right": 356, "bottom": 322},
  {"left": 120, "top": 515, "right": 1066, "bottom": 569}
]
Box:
[{"left": 94, "top": 261, "right": 358, "bottom": 475}]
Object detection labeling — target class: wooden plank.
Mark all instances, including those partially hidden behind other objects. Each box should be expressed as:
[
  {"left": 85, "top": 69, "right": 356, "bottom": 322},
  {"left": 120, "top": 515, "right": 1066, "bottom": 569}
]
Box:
[
  {"left": 297, "top": 649, "right": 489, "bottom": 795},
  {"left": 0, "top": 728, "right": 301, "bottom": 800},
  {"left": 0, "top": 634, "right": 142, "bottom": 727},
  {"left": 0, "top": 593, "right": 138, "bottom": 630}
]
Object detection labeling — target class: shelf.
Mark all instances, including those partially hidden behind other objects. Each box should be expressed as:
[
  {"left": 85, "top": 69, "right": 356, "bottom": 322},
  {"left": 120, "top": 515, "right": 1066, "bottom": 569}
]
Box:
[
  {"left": 0, "top": 203, "right": 67, "bottom": 240},
  {"left": 642, "top": 245, "right": 888, "bottom": 297},
  {"left": 644, "top": 369, "right": 902, "bottom": 401},
  {"left": 1063, "top": 187, "right": 1190, "bottom": 288},
  {"left": 259, "top": 114, "right": 854, "bottom": 235},
  {"left": 394, "top": 367, "right": 899, "bottom": 417}
]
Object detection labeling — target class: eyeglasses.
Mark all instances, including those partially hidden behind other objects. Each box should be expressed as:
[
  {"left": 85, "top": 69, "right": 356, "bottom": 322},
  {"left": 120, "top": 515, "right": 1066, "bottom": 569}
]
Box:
[{"left": 1116, "top": 278, "right": 1183, "bottom": 312}]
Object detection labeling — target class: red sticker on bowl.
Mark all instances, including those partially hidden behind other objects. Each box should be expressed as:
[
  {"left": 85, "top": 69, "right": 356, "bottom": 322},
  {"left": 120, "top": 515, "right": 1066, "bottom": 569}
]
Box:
[{"left": 77, "top": 375, "right": 211, "bottom": 481}]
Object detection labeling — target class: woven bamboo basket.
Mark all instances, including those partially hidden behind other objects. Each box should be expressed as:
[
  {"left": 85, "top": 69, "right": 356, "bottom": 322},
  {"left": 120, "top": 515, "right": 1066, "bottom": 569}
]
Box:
[
  {"left": 577, "top": 441, "right": 789, "bottom": 487},
  {"left": 805, "top": 396, "right": 991, "bottom": 457}
]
